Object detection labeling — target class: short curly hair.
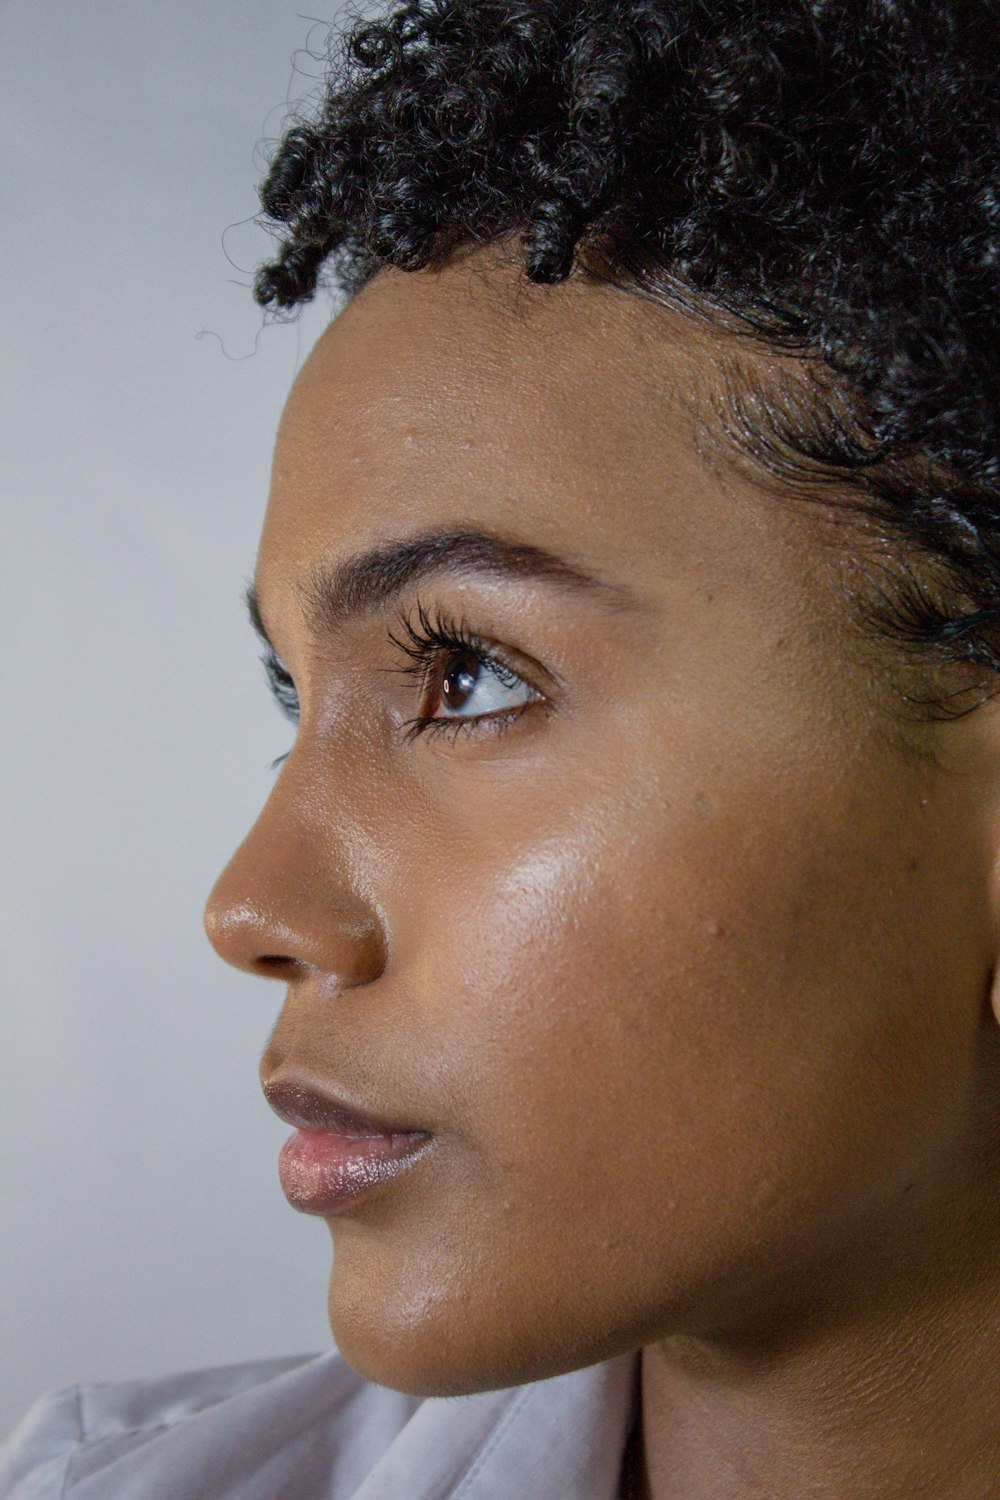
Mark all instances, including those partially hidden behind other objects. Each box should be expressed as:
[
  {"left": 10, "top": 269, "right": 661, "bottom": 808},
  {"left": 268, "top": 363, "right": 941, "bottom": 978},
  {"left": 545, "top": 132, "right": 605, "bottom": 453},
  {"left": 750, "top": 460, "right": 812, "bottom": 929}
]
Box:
[{"left": 252, "top": 0, "right": 1000, "bottom": 725}]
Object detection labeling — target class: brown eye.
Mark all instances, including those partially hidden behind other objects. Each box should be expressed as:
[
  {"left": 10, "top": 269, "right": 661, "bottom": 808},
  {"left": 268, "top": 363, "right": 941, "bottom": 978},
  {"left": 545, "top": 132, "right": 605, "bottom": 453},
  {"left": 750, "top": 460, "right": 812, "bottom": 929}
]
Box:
[
  {"left": 424, "top": 648, "right": 528, "bottom": 722},
  {"left": 439, "top": 650, "right": 485, "bottom": 712},
  {"left": 388, "top": 600, "right": 545, "bottom": 745}
]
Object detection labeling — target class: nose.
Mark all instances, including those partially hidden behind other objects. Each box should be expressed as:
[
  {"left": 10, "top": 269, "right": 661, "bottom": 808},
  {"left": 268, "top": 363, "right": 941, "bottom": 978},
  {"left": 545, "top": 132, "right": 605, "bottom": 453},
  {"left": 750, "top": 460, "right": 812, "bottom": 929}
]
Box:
[{"left": 203, "top": 774, "right": 388, "bottom": 987}]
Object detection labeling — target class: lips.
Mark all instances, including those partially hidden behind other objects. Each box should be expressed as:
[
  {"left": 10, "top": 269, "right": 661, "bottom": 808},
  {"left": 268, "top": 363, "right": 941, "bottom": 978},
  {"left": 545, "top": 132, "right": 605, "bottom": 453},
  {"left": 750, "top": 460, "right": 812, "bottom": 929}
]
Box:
[
  {"left": 263, "top": 1073, "right": 433, "bottom": 1216},
  {"left": 262, "top": 1074, "right": 429, "bottom": 1140}
]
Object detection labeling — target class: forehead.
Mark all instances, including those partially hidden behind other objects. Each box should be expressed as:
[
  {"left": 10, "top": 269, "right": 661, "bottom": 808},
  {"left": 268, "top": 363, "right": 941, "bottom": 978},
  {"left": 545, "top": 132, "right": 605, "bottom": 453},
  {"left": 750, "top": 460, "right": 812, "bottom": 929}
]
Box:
[
  {"left": 257, "top": 249, "right": 839, "bottom": 648},
  {"left": 263, "top": 253, "right": 720, "bottom": 578},
  {"left": 277, "top": 249, "right": 695, "bottom": 462}
]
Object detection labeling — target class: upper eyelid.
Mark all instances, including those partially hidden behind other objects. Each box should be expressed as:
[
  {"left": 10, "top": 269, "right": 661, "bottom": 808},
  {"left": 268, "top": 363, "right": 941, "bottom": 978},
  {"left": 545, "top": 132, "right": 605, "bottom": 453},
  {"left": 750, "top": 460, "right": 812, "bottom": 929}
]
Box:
[
  {"left": 263, "top": 645, "right": 290, "bottom": 675},
  {"left": 410, "top": 610, "right": 565, "bottom": 697},
  {"left": 385, "top": 607, "right": 534, "bottom": 683},
  {"left": 258, "top": 610, "right": 562, "bottom": 712},
  {"left": 262, "top": 645, "right": 293, "bottom": 681},
  {"left": 262, "top": 648, "right": 299, "bottom": 720},
  {"left": 261, "top": 638, "right": 529, "bottom": 705}
]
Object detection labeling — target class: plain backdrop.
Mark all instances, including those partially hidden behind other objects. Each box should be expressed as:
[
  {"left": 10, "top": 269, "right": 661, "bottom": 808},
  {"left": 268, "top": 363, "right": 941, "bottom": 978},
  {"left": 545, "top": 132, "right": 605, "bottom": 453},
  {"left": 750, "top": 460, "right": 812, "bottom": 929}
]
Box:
[{"left": 0, "top": 0, "right": 372, "bottom": 1439}]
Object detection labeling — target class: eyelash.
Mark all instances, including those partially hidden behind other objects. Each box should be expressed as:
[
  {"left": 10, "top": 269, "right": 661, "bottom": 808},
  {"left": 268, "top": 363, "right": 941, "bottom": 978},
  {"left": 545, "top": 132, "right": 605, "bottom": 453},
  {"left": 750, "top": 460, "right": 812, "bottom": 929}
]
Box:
[
  {"left": 261, "top": 598, "right": 540, "bottom": 766},
  {"left": 386, "top": 598, "right": 539, "bottom": 746}
]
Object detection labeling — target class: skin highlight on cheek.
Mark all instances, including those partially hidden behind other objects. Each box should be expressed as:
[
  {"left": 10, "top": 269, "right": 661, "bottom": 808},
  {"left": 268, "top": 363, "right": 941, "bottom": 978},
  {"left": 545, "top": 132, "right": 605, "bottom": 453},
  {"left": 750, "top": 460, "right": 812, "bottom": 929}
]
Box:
[{"left": 314, "top": 633, "right": 973, "bottom": 1392}]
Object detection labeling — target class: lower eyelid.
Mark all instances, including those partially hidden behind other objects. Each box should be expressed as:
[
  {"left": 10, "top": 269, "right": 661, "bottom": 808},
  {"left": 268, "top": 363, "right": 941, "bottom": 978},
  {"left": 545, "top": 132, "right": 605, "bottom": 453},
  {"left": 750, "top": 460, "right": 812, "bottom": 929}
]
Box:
[{"left": 401, "top": 702, "right": 538, "bottom": 747}]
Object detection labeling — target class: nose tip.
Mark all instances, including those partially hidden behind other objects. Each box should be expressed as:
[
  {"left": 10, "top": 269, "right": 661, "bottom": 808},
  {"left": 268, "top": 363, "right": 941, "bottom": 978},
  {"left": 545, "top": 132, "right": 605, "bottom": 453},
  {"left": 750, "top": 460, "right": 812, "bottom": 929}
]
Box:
[
  {"left": 203, "top": 842, "right": 388, "bottom": 985},
  {"left": 203, "top": 877, "right": 274, "bottom": 976},
  {"left": 202, "top": 729, "right": 391, "bottom": 986},
  {"left": 203, "top": 860, "right": 280, "bottom": 977}
]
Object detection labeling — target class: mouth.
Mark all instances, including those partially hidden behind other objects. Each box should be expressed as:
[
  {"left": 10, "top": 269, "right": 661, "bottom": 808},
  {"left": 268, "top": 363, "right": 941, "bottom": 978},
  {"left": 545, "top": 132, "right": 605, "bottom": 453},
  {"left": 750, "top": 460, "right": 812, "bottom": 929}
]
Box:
[
  {"left": 262, "top": 1074, "right": 429, "bottom": 1138},
  {"left": 262, "top": 1073, "right": 432, "bottom": 1216}
]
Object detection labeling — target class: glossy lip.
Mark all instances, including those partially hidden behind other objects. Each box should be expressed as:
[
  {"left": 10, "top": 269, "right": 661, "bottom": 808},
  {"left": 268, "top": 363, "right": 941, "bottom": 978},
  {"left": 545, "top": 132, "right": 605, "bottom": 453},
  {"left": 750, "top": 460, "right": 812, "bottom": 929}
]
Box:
[
  {"left": 276, "top": 1126, "right": 433, "bottom": 1215},
  {"left": 263, "top": 1075, "right": 432, "bottom": 1216},
  {"left": 262, "top": 1074, "right": 429, "bottom": 1139}
]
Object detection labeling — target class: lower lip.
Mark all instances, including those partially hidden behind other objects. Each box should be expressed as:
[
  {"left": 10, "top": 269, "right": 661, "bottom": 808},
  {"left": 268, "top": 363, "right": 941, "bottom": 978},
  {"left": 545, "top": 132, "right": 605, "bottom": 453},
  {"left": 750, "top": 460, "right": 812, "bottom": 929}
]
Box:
[{"left": 277, "top": 1127, "right": 432, "bottom": 1215}]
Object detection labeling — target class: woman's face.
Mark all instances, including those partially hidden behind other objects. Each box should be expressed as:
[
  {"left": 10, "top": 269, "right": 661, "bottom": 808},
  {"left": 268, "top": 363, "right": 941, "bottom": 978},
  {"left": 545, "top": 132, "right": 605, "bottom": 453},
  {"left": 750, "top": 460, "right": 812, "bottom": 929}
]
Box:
[{"left": 204, "top": 250, "right": 997, "bottom": 1397}]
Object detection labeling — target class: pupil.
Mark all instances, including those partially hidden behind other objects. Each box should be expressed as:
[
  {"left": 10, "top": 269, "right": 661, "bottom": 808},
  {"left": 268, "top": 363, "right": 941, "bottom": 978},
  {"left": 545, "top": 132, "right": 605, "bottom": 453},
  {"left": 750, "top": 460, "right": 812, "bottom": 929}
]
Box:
[{"left": 442, "top": 650, "right": 479, "bottom": 710}]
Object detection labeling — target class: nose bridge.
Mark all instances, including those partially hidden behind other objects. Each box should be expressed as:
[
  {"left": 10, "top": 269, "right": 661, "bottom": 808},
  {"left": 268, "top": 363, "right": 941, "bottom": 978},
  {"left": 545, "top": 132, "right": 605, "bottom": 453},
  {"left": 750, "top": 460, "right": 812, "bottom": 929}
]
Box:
[{"left": 203, "top": 753, "right": 388, "bottom": 984}]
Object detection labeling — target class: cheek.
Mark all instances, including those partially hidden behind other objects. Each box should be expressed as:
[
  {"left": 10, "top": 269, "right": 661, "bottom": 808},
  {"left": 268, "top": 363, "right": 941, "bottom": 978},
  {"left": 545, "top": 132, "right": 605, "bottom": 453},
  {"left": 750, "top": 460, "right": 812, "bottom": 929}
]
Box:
[
  {"left": 326, "top": 715, "right": 984, "bottom": 1393},
  {"left": 414, "top": 739, "right": 976, "bottom": 1316}
]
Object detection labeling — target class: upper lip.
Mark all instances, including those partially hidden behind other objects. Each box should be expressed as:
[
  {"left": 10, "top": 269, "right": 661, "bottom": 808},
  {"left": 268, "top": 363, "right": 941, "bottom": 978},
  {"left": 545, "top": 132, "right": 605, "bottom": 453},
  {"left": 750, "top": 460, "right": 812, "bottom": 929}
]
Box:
[{"left": 262, "top": 1074, "right": 429, "bottom": 1138}]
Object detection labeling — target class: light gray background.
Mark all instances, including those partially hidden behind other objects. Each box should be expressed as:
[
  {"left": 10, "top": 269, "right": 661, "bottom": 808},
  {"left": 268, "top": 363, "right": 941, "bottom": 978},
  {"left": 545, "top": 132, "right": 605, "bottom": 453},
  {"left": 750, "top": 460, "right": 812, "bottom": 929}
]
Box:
[{"left": 1, "top": 0, "right": 366, "bottom": 1439}]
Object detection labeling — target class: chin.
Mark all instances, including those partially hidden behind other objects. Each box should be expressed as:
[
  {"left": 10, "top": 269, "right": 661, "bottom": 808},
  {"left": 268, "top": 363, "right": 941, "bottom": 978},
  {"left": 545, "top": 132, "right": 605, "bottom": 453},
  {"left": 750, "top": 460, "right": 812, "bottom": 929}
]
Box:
[
  {"left": 326, "top": 1294, "right": 533, "bottom": 1397},
  {"left": 326, "top": 1270, "right": 641, "bottom": 1398}
]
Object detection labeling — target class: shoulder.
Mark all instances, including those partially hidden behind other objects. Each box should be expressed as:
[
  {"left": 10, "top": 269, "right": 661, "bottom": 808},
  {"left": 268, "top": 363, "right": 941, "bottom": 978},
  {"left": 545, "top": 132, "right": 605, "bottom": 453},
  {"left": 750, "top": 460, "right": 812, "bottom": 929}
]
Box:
[
  {"left": 0, "top": 1346, "right": 638, "bottom": 1500},
  {"left": 0, "top": 1349, "right": 422, "bottom": 1500}
]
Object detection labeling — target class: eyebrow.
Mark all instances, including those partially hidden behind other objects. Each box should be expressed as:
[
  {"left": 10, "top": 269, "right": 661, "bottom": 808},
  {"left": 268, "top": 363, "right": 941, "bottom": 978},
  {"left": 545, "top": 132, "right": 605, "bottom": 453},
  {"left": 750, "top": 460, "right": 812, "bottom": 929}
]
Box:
[{"left": 244, "top": 524, "right": 643, "bottom": 649}]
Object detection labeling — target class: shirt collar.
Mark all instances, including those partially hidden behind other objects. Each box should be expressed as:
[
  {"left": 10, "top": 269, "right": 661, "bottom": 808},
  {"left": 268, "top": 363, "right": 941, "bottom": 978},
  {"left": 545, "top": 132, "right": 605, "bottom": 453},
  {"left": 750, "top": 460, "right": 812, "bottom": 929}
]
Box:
[{"left": 351, "top": 1348, "right": 640, "bottom": 1500}]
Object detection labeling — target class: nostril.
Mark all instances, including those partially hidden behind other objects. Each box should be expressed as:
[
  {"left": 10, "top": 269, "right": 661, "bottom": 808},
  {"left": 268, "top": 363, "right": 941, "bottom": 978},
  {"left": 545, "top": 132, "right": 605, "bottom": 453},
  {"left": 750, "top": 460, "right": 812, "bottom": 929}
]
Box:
[
  {"left": 257, "top": 954, "right": 293, "bottom": 974},
  {"left": 203, "top": 846, "right": 388, "bottom": 985}
]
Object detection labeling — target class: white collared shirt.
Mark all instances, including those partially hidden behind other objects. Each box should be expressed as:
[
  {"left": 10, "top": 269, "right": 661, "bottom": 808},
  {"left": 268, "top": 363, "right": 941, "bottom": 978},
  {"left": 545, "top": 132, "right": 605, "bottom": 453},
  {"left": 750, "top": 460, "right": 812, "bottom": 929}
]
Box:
[{"left": 0, "top": 1345, "right": 639, "bottom": 1498}]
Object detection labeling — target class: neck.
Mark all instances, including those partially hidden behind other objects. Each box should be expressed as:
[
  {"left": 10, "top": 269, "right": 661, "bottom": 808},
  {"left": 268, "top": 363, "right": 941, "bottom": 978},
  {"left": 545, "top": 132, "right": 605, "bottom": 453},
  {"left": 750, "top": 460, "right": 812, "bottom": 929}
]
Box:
[{"left": 632, "top": 1186, "right": 1000, "bottom": 1500}]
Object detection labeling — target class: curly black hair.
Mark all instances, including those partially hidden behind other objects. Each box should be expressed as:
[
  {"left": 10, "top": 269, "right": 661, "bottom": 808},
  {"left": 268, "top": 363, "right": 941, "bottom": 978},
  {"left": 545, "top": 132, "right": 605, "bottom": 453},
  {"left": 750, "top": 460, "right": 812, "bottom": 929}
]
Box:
[{"left": 252, "top": 0, "right": 1000, "bottom": 725}]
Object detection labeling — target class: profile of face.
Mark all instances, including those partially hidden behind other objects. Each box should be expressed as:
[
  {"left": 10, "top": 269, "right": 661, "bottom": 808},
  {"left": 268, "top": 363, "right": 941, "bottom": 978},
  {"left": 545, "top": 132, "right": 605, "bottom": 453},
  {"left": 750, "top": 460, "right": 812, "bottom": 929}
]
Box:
[{"left": 204, "top": 247, "right": 999, "bottom": 1400}]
